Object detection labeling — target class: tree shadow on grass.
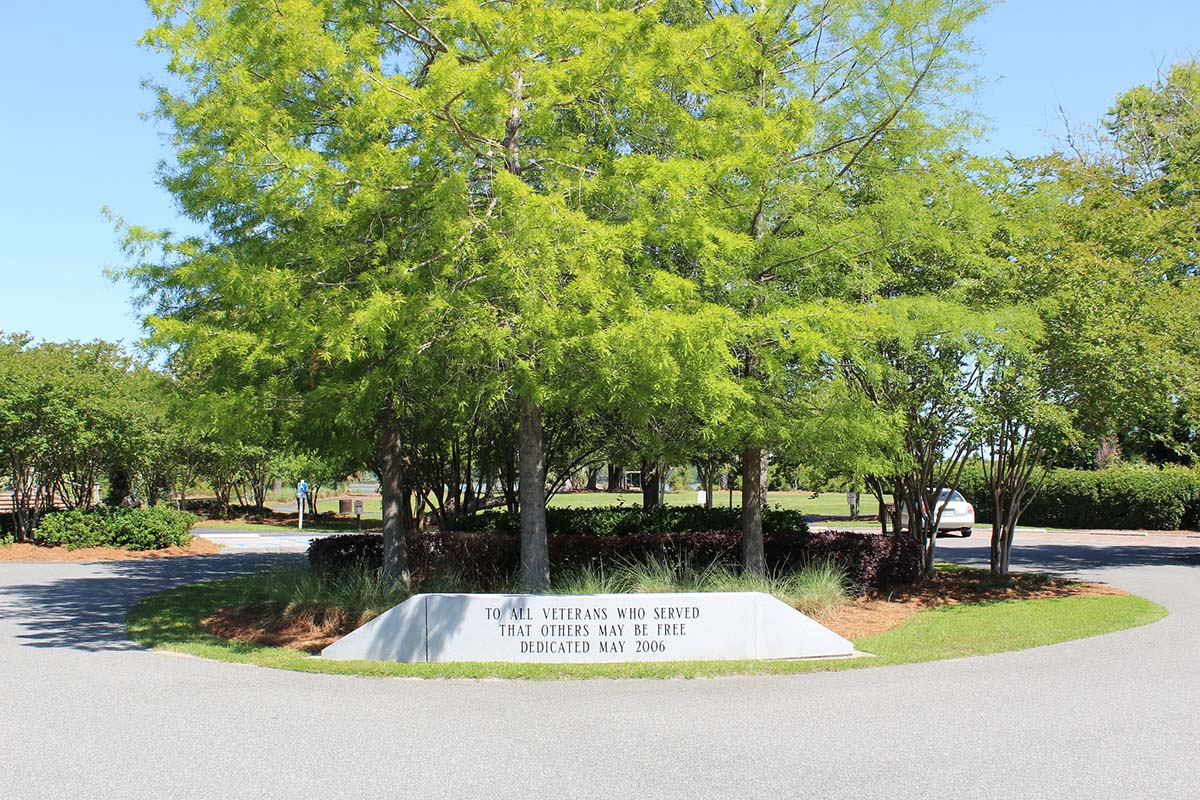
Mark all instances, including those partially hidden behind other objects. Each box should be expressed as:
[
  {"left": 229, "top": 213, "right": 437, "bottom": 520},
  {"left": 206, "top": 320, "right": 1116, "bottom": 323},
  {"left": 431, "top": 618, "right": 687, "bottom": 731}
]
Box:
[{"left": 0, "top": 553, "right": 300, "bottom": 652}]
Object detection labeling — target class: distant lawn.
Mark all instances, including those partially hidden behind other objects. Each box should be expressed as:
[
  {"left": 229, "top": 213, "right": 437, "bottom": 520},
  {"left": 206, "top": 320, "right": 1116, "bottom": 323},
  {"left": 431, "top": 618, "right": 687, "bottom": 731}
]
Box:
[
  {"left": 315, "top": 498, "right": 382, "bottom": 516},
  {"left": 550, "top": 490, "right": 883, "bottom": 518},
  {"left": 194, "top": 520, "right": 380, "bottom": 534},
  {"left": 125, "top": 575, "right": 1164, "bottom": 680},
  {"left": 307, "top": 491, "right": 882, "bottom": 520}
]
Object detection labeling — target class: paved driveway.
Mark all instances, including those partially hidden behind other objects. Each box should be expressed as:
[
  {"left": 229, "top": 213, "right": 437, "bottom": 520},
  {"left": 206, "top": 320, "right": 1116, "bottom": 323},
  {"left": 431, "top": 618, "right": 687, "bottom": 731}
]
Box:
[{"left": 0, "top": 535, "right": 1197, "bottom": 800}]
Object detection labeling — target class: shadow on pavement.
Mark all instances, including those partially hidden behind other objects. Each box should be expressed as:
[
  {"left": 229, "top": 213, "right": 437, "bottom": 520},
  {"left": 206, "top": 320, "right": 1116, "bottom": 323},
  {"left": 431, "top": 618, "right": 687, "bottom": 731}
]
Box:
[
  {"left": 0, "top": 553, "right": 300, "bottom": 652},
  {"left": 3, "top": 540, "right": 1197, "bottom": 654},
  {"left": 940, "top": 540, "right": 1200, "bottom": 574}
]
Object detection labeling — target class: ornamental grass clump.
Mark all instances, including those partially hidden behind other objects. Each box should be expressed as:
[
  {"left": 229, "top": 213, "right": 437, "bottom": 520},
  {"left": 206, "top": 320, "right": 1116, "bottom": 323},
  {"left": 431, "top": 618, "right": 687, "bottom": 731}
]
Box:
[
  {"left": 785, "top": 559, "right": 853, "bottom": 616},
  {"left": 619, "top": 553, "right": 700, "bottom": 594},
  {"left": 551, "top": 564, "right": 628, "bottom": 595},
  {"left": 238, "top": 566, "right": 466, "bottom": 632},
  {"left": 549, "top": 556, "right": 852, "bottom": 616},
  {"left": 695, "top": 561, "right": 848, "bottom": 615}
]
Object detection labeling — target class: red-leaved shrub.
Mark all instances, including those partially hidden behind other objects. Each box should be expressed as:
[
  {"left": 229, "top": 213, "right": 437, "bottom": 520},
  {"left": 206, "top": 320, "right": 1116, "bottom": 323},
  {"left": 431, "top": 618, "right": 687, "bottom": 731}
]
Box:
[{"left": 307, "top": 529, "right": 921, "bottom": 592}]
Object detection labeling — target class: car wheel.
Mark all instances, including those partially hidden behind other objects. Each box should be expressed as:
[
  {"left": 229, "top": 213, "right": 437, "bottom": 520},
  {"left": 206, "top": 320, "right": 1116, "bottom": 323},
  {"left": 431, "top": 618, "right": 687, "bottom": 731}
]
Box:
[{"left": 960, "top": 528, "right": 973, "bottom": 538}]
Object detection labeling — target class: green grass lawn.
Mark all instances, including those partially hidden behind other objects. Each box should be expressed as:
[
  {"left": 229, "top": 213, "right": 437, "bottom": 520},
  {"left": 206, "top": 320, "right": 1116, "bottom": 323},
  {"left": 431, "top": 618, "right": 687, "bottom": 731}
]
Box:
[
  {"left": 125, "top": 574, "right": 1164, "bottom": 680},
  {"left": 550, "top": 490, "right": 872, "bottom": 516},
  {"left": 315, "top": 498, "right": 383, "bottom": 515},
  {"left": 555, "top": 490, "right": 883, "bottom": 516},
  {"left": 305, "top": 491, "right": 876, "bottom": 520}
]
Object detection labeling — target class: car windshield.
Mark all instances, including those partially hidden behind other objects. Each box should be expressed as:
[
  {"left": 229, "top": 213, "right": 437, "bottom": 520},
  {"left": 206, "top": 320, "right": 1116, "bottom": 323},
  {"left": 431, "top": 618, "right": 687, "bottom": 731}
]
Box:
[{"left": 937, "top": 490, "right": 965, "bottom": 502}]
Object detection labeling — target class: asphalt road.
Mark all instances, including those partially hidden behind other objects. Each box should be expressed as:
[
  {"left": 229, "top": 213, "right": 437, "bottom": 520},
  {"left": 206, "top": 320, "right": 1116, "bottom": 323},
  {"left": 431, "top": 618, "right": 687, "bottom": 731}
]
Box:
[{"left": 1, "top": 534, "right": 1197, "bottom": 800}]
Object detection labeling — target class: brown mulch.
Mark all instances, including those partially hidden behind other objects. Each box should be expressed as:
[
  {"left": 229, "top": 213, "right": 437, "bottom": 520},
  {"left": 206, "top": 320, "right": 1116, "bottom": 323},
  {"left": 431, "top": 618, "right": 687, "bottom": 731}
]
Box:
[
  {"left": 815, "top": 569, "right": 1125, "bottom": 640},
  {"left": 0, "top": 536, "right": 222, "bottom": 562},
  {"left": 203, "top": 567, "right": 1126, "bottom": 654},
  {"left": 203, "top": 606, "right": 348, "bottom": 654}
]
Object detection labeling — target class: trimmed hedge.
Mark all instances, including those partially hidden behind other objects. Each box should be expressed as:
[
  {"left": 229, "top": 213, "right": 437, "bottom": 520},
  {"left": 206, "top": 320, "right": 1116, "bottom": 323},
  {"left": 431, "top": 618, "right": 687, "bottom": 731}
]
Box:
[
  {"left": 455, "top": 505, "right": 810, "bottom": 537},
  {"left": 34, "top": 506, "right": 198, "bottom": 550},
  {"left": 307, "top": 529, "right": 920, "bottom": 592},
  {"left": 956, "top": 464, "right": 1200, "bottom": 530}
]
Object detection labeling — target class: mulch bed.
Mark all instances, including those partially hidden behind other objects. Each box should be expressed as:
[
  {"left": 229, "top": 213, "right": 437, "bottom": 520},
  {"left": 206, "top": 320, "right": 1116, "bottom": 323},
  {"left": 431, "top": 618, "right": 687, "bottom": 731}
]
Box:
[
  {"left": 202, "top": 567, "right": 1125, "bottom": 654},
  {"left": 0, "top": 536, "right": 222, "bottom": 562},
  {"left": 816, "top": 569, "right": 1125, "bottom": 640},
  {"left": 204, "top": 606, "right": 348, "bottom": 654}
]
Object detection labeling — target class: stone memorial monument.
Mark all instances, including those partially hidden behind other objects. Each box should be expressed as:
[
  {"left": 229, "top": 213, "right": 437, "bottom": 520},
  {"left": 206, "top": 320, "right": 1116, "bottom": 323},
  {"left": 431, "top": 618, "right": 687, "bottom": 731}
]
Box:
[{"left": 321, "top": 592, "right": 854, "bottom": 664}]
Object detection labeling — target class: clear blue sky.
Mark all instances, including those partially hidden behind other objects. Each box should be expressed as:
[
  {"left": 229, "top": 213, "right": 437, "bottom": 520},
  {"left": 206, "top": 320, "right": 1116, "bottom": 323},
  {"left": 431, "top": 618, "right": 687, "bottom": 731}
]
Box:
[{"left": 1, "top": 0, "right": 1197, "bottom": 347}]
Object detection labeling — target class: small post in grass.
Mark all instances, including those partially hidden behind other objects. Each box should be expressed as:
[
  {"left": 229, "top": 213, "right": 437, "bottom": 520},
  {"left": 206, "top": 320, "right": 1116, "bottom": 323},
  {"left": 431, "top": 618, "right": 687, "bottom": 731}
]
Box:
[{"left": 354, "top": 499, "right": 363, "bottom": 530}]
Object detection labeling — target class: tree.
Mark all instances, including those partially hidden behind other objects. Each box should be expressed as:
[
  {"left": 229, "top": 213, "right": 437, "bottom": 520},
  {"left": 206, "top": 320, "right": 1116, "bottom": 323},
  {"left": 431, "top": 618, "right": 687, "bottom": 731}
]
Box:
[
  {"left": 0, "top": 334, "right": 51, "bottom": 542},
  {"left": 970, "top": 61, "right": 1200, "bottom": 574},
  {"left": 0, "top": 336, "right": 161, "bottom": 538},
  {"left": 126, "top": 1, "right": 748, "bottom": 590},
  {"left": 836, "top": 298, "right": 1029, "bottom": 577},
  {"left": 597, "top": 0, "right": 990, "bottom": 571}
]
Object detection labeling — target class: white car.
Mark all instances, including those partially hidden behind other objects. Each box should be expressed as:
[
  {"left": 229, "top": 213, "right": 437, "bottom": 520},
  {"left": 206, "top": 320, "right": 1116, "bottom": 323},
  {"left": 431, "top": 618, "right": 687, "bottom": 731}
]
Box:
[{"left": 899, "top": 489, "right": 976, "bottom": 537}]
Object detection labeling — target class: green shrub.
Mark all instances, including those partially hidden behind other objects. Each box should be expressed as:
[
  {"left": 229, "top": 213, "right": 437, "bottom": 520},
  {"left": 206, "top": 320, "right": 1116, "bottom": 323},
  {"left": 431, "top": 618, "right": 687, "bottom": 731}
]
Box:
[
  {"left": 33, "top": 509, "right": 106, "bottom": 549},
  {"left": 956, "top": 464, "right": 1200, "bottom": 530},
  {"left": 34, "top": 506, "right": 198, "bottom": 550},
  {"left": 455, "top": 504, "right": 810, "bottom": 537}
]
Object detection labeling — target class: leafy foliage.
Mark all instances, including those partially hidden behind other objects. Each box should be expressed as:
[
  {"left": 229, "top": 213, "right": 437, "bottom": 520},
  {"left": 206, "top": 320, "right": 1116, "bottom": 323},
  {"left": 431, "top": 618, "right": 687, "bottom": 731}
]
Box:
[{"left": 454, "top": 504, "right": 810, "bottom": 538}]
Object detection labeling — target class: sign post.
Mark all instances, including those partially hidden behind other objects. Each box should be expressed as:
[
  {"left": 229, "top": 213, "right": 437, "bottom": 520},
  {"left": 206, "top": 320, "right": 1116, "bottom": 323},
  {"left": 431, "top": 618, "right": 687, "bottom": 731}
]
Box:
[
  {"left": 354, "top": 499, "right": 363, "bottom": 530},
  {"left": 297, "top": 479, "right": 308, "bottom": 531}
]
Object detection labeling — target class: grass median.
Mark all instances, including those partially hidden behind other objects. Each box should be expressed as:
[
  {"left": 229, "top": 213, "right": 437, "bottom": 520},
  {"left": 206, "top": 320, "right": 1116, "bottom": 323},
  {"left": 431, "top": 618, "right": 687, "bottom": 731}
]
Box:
[{"left": 125, "top": 570, "right": 1165, "bottom": 680}]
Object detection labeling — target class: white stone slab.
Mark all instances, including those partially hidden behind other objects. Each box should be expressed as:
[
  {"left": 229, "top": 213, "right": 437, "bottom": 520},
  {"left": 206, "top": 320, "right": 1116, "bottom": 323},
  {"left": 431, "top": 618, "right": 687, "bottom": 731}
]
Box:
[
  {"left": 322, "top": 595, "right": 428, "bottom": 662},
  {"left": 321, "top": 592, "right": 853, "bottom": 664}
]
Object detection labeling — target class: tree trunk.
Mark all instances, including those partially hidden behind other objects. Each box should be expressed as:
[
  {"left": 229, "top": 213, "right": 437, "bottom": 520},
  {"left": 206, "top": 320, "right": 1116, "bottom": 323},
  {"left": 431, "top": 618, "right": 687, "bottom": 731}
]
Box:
[
  {"left": 704, "top": 461, "right": 714, "bottom": 510},
  {"left": 504, "top": 448, "right": 519, "bottom": 512},
  {"left": 990, "top": 519, "right": 1004, "bottom": 576},
  {"left": 518, "top": 391, "right": 549, "bottom": 592},
  {"left": 379, "top": 422, "right": 411, "bottom": 586},
  {"left": 697, "top": 456, "right": 716, "bottom": 509},
  {"left": 641, "top": 459, "right": 661, "bottom": 511},
  {"left": 922, "top": 528, "right": 937, "bottom": 579},
  {"left": 740, "top": 447, "right": 768, "bottom": 575},
  {"left": 106, "top": 468, "right": 132, "bottom": 507},
  {"left": 903, "top": 488, "right": 936, "bottom": 579},
  {"left": 990, "top": 496, "right": 1019, "bottom": 576},
  {"left": 1095, "top": 433, "right": 1122, "bottom": 470},
  {"left": 1000, "top": 523, "right": 1014, "bottom": 574},
  {"left": 606, "top": 464, "right": 625, "bottom": 493},
  {"left": 586, "top": 465, "right": 600, "bottom": 492}
]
